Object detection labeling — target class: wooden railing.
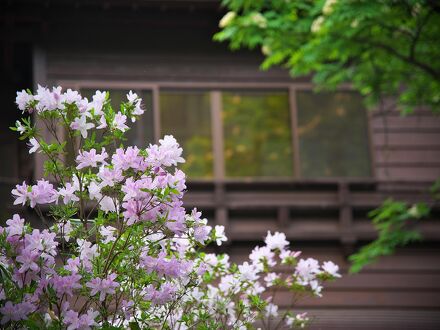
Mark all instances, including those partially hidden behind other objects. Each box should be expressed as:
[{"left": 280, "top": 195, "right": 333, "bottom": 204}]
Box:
[
  {"left": 184, "top": 179, "right": 440, "bottom": 246},
  {"left": 2, "top": 178, "right": 439, "bottom": 246}
]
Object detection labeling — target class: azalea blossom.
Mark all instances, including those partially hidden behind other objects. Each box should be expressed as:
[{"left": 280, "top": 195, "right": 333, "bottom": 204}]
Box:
[
  {"left": 76, "top": 148, "right": 108, "bottom": 169},
  {"left": 15, "top": 120, "right": 26, "bottom": 134},
  {"left": 70, "top": 115, "right": 94, "bottom": 139},
  {"left": 113, "top": 112, "right": 129, "bottom": 132},
  {"left": 99, "top": 226, "right": 117, "bottom": 244},
  {"left": 86, "top": 273, "right": 119, "bottom": 302},
  {"left": 58, "top": 183, "right": 79, "bottom": 204},
  {"left": 0, "top": 87, "right": 340, "bottom": 329},
  {"left": 214, "top": 225, "right": 228, "bottom": 246},
  {"left": 265, "top": 231, "right": 289, "bottom": 251},
  {"left": 322, "top": 260, "right": 341, "bottom": 278},
  {"left": 11, "top": 182, "right": 30, "bottom": 206},
  {"left": 16, "top": 90, "right": 34, "bottom": 112},
  {"left": 27, "top": 137, "right": 40, "bottom": 154}
]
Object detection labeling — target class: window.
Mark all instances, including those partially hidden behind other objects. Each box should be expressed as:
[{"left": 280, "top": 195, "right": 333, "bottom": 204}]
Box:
[
  {"left": 72, "top": 85, "right": 371, "bottom": 180},
  {"left": 160, "top": 91, "right": 213, "bottom": 178},
  {"left": 296, "top": 91, "right": 371, "bottom": 178},
  {"left": 222, "top": 91, "right": 293, "bottom": 177}
]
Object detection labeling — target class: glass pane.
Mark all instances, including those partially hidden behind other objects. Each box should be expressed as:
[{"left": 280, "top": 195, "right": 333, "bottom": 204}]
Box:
[
  {"left": 81, "top": 89, "right": 154, "bottom": 148},
  {"left": 160, "top": 91, "right": 213, "bottom": 178},
  {"left": 296, "top": 91, "right": 371, "bottom": 177},
  {"left": 222, "top": 91, "right": 293, "bottom": 177}
]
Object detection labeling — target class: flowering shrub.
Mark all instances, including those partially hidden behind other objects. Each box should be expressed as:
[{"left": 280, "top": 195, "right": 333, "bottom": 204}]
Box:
[{"left": 0, "top": 86, "right": 341, "bottom": 329}]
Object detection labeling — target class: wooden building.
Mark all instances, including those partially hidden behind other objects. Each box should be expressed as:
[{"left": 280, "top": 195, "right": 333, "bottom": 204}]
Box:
[{"left": 1, "top": 1, "right": 440, "bottom": 328}]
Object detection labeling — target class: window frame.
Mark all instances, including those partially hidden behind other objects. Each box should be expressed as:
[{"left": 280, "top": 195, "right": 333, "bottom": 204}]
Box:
[{"left": 50, "top": 80, "right": 375, "bottom": 181}]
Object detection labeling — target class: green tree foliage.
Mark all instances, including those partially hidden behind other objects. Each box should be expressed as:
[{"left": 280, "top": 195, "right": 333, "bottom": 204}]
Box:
[
  {"left": 215, "top": 0, "right": 440, "bottom": 114},
  {"left": 349, "top": 199, "right": 429, "bottom": 273},
  {"left": 215, "top": 0, "right": 440, "bottom": 272}
]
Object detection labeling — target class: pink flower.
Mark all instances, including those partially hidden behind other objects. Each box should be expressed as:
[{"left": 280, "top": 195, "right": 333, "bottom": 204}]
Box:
[
  {"left": 70, "top": 115, "right": 94, "bottom": 139},
  {"left": 112, "top": 146, "right": 143, "bottom": 171},
  {"left": 52, "top": 274, "right": 82, "bottom": 297},
  {"left": 63, "top": 88, "right": 82, "bottom": 105},
  {"left": 146, "top": 135, "right": 185, "bottom": 167},
  {"left": 5, "top": 214, "right": 25, "bottom": 237},
  {"left": 96, "top": 115, "right": 107, "bottom": 129},
  {"left": 0, "top": 301, "right": 34, "bottom": 324},
  {"left": 12, "top": 181, "right": 30, "bottom": 206},
  {"left": 34, "top": 85, "right": 64, "bottom": 111},
  {"left": 86, "top": 273, "right": 119, "bottom": 302},
  {"left": 16, "top": 248, "right": 40, "bottom": 273},
  {"left": 63, "top": 308, "right": 98, "bottom": 330},
  {"left": 58, "top": 182, "right": 80, "bottom": 204},
  {"left": 194, "top": 222, "right": 211, "bottom": 244},
  {"left": 76, "top": 148, "right": 108, "bottom": 169},
  {"left": 29, "top": 179, "right": 58, "bottom": 207},
  {"left": 65, "top": 257, "right": 81, "bottom": 273},
  {"left": 98, "top": 167, "right": 123, "bottom": 187},
  {"left": 113, "top": 112, "right": 128, "bottom": 132},
  {"left": 143, "top": 282, "right": 177, "bottom": 305},
  {"left": 77, "top": 239, "right": 98, "bottom": 271}
]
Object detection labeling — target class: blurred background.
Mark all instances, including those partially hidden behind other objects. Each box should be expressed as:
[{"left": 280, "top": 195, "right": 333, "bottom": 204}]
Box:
[{"left": 1, "top": 0, "right": 440, "bottom": 329}]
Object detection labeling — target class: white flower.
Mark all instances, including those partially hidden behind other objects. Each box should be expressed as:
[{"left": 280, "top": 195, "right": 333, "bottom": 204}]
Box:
[
  {"left": 265, "top": 231, "right": 288, "bottom": 251},
  {"left": 286, "top": 315, "right": 295, "bottom": 327},
  {"left": 58, "top": 183, "right": 79, "bottom": 204},
  {"left": 27, "top": 137, "right": 40, "bottom": 154},
  {"left": 126, "top": 90, "right": 138, "bottom": 104},
  {"left": 249, "top": 245, "right": 275, "bottom": 269},
  {"left": 92, "top": 90, "right": 107, "bottom": 115},
  {"left": 16, "top": 121, "right": 26, "bottom": 135},
  {"left": 238, "top": 262, "right": 259, "bottom": 281},
  {"left": 310, "top": 280, "right": 323, "bottom": 297},
  {"left": 97, "top": 115, "right": 107, "bottom": 129},
  {"left": 264, "top": 273, "right": 279, "bottom": 287},
  {"left": 321, "top": 261, "right": 341, "bottom": 277},
  {"left": 214, "top": 225, "right": 228, "bottom": 246},
  {"left": 99, "top": 196, "right": 116, "bottom": 213},
  {"left": 99, "top": 226, "right": 117, "bottom": 244},
  {"left": 70, "top": 115, "right": 94, "bottom": 139},
  {"left": 133, "top": 101, "right": 144, "bottom": 116},
  {"left": 295, "top": 258, "right": 320, "bottom": 285},
  {"left": 113, "top": 112, "right": 129, "bottom": 132},
  {"left": 264, "top": 303, "right": 278, "bottom": 318},
  {"left": 63, "top": 89, "right": 82, "bottom": 105},
  {"left": 35, "top": 85, "right": 62, "bottom": 111},
  {"left": 16, "top": 90, "right": 34, "bottom": 112}
]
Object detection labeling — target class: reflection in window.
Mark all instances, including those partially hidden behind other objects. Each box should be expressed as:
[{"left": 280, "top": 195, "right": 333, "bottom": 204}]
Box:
[
  {"left": 222, "top": 91, "right": 293, "bottom": 177},
  {"left": 160, "top": 91, "right": 213, "bottom": 178},
  {"left": 296, "top": 91, "right": 371, "bottom": 177},
  {"left": 80, "top": 89, "right": 154, "bottom": 148}
]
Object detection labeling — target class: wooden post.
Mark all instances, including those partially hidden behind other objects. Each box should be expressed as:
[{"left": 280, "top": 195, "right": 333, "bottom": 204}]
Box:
[{"left": 339, "top": 181, "right": 356, "bottom": 256}]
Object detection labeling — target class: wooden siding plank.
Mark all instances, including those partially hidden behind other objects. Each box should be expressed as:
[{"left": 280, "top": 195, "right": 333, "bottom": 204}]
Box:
[{"left": 373, "top": 132, "right": 440, "bottom": 147}]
